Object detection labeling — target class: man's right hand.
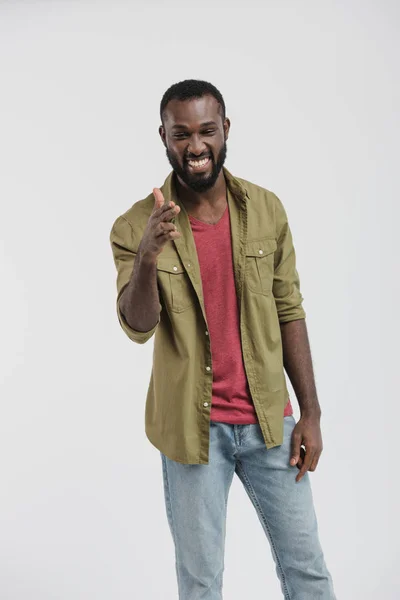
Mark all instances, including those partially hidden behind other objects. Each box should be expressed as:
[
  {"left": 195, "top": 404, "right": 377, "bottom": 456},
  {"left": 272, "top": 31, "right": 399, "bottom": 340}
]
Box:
[{"left": 138, "top": 188, "right": 182, "bottom": 262}]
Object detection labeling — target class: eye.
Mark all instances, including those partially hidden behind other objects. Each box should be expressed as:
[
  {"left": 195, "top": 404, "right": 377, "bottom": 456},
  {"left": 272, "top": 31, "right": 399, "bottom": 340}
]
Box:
[{"left": 173, "top": 129, "right": 216, "bottom": 139}]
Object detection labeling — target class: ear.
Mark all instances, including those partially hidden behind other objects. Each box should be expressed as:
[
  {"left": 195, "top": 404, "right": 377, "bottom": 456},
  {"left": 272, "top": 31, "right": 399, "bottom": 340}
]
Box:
[
  {"left": 223, "top": 117, "right": 231, "bottom": 141},
  {"left": 159, "top": 125, "right": 166, "bottom": 147}
]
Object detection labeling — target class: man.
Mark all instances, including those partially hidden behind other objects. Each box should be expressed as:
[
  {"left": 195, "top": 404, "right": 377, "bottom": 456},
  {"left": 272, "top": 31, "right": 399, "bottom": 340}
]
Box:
[{"left": 110, "top": 79, "right": 336, "bottom": 599}]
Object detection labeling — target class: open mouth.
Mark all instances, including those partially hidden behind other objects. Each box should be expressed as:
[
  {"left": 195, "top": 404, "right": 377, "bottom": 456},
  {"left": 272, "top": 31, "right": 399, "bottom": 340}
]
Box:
[{"left": 186, "top": 156, "right": 211, "bottom": 172}]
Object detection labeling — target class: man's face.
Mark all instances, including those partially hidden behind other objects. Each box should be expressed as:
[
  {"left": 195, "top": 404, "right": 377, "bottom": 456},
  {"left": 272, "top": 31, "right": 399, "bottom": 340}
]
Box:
[{"left": 160, "top": 95, "right": 230, "bottom": 193}]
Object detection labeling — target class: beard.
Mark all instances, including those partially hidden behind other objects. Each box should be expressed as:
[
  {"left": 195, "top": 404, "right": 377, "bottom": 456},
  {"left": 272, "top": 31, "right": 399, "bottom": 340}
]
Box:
[{"left": 165, "top": 140, "right": 227, "bottom": 193}]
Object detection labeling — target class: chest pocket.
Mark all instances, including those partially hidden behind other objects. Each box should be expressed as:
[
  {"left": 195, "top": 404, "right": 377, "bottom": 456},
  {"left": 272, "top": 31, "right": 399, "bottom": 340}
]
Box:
[
  {"left": 245, "top": 237, "right": 277, "bottom": 295},
  {"left": 156, "top": 256, "right": 195, "bottom": 313}
]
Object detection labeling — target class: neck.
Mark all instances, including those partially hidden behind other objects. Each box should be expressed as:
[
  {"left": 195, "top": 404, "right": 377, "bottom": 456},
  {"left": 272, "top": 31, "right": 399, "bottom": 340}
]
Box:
[{"left": 175, "top": 169, "right": 227, "bottom": 208}]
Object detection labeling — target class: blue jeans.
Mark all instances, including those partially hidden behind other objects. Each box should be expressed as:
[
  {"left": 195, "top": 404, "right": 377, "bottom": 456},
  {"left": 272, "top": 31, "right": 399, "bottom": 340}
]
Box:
[{"left": 161, "top": 415, "right": 336, "bottom": 599}]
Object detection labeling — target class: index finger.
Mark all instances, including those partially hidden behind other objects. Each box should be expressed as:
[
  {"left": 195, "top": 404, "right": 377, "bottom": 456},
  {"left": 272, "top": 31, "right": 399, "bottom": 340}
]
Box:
[
  {"left": 152, "top": 189, "right": 177, "bottom": 218},
  {"left": 152, "top": 188, "right": 172, "bottom": 212},
  {"left": 295, "top": 447, "right": 315, "bottom": 483}
]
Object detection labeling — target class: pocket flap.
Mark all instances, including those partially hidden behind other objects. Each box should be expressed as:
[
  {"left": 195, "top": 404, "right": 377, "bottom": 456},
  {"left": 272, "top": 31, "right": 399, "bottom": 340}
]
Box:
[
  {"left": 156, "top": 257, "right": 185, "bottom": 274},
  {"left": 245, "top": 237, "right": 277, "bottom": 258}
]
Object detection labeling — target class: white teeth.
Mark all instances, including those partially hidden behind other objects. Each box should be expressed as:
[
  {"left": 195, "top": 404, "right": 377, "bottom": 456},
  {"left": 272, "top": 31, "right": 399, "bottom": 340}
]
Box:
[{"left": 188, "top": 157, "right": 209, "bottom": 167}]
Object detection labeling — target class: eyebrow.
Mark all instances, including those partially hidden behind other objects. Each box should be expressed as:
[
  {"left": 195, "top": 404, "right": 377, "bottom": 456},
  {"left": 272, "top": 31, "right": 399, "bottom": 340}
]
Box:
[{"left": 171, "top": 121, "right": 218, "bottom": 130}]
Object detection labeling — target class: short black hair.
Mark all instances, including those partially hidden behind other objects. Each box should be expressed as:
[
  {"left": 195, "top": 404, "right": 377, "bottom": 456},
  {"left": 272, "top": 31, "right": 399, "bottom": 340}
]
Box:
[{"left": 160, "top": 79, "right": 226, "bottom": 125}]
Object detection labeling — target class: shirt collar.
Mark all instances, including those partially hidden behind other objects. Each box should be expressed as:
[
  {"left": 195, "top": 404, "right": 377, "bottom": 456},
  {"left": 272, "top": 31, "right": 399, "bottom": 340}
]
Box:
[{"left": 160, "top": 166, "right": 248, "bottom": 209}]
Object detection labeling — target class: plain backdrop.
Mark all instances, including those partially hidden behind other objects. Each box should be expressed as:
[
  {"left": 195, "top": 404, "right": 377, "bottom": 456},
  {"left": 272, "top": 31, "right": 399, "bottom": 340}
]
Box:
[{"left": 0, "top": 1, "right": 399, "bottom": 599}]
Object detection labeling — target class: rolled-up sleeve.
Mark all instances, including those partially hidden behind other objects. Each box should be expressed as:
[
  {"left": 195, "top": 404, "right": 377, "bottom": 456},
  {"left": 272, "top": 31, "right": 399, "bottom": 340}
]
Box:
[
  {"left": 109, "top": 215, "right": 160, "bottom": 344},
  {"left": 272, "top": 193, "right": 306, "bottom": 323}
]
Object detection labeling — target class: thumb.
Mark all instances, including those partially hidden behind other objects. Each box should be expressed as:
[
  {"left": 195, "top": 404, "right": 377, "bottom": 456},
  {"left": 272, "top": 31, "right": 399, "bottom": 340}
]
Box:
[
  {"left": 153, "top": 187, "right": 166, "bottom": 211},
  {"left": 290, "top": 429, "right": 302, "bottom": 466}
]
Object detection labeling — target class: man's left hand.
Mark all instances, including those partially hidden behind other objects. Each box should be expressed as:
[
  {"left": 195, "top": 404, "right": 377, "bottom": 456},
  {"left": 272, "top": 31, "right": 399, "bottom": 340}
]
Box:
[{"left": 290, "top": 416, "right": 323, "bottom": 483}]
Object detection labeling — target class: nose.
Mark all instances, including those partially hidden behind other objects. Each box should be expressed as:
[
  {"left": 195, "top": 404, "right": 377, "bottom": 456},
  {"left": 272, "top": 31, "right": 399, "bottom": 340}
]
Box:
[{"left": 187, "top": 134, "right": 207, "bottom": 157}]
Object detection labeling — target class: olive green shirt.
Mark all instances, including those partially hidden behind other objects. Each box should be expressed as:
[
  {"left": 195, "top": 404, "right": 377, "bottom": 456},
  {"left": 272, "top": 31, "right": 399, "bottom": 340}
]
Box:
[{"left": 109, "top": 167, "right": 306, "bottom": 464}]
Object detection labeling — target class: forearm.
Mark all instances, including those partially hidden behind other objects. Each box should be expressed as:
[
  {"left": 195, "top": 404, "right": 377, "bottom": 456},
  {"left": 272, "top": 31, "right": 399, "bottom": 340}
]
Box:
[
  {"left": 119, "top": 251, "right": 161, "bottom": 333},
  {"left": 280, "top": 319, "right": 321, "bottom": 418}
]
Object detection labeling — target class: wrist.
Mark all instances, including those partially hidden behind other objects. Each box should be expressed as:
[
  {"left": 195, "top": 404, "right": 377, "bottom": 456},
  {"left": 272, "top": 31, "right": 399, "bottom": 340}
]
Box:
[
  {"left": 300, "top": 406, "right": 321, "bottom": 420},
  {"left": 138, "top": 249, "right": 158, "bottom": 267}
]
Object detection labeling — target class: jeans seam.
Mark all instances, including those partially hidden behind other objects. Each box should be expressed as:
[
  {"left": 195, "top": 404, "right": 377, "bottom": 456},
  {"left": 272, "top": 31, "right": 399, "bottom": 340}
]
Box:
[
  {"left": 223, "top": 467, "right": 235, "bottom": 568},
  {"left": 236, "top": 459, "right": 292, "bottom": 600},
  {"left": 161, "top": 454, "right": 183, "bottom": 598}
]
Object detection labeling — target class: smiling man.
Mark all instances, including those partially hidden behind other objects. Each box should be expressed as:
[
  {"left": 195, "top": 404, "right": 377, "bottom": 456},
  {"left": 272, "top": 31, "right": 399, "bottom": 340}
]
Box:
[{"left": 110, "top": 79, "right": 336, "bottom": 599}]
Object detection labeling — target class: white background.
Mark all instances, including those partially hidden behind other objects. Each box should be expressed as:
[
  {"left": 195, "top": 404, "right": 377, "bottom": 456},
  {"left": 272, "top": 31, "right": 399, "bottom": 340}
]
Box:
[{"left": 1, "top": 1, "right": 399, "bottom": 598}]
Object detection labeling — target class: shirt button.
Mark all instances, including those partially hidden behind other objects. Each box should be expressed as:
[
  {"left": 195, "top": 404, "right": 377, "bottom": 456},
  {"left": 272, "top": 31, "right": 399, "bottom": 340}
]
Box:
[
  {"left": 206, "top": 366, "right": 211, "bottom": 371},
  {"left": 205, "top": 330, "right": 209, "bottom": 336},
  {"left": 187, "top": 263, "right": 191, "bottom": 267},
  {"left": 258, "top": 249, "right": 263, "bottom": 254},
  {"left": 173, "top": 266, "right": 178, "bottom": 271},
  {"left": 203, "top": 402, "right": 209, "bottom": 407}
]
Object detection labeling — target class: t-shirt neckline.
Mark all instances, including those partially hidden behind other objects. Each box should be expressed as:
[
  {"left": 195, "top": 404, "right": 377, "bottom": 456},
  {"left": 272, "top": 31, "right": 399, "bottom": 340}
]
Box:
[{"left": 188, "top": 203, "right": 228, "bottom": 227}]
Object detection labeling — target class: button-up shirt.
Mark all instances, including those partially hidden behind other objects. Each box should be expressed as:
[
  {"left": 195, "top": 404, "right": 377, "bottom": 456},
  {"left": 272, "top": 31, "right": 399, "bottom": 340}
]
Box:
[{"left": 109, "top": 167, "right": 306, "bottom": 464}]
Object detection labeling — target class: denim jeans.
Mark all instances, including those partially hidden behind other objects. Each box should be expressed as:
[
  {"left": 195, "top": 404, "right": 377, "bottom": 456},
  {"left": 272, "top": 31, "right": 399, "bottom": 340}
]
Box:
[{"left": 161, "top": 415, "right": 336, "bottom": 599}]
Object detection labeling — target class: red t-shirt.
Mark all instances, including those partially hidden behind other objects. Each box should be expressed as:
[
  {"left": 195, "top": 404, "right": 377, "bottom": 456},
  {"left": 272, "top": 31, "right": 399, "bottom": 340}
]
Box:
[{"left": 189, "top": 196, "right": 293, "bottom": 424}]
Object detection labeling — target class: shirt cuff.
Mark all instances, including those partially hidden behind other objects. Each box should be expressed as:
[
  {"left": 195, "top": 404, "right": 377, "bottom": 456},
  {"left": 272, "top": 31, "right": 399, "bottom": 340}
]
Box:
[
  {"left": 116, "top": 296, "right": 160, "bottom": 344},
  {"left": 278, "top": 307, "right": 306, "bottom": 323}
]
